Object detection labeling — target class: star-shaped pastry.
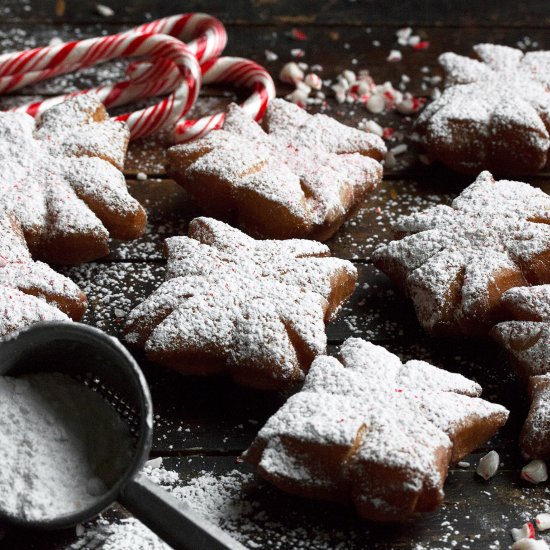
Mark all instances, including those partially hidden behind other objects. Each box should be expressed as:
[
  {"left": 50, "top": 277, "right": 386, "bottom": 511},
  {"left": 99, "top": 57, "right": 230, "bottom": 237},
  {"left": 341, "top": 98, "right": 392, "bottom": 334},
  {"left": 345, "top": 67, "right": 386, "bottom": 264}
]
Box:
[
  {"left": 124, "top": 217, "right": 357, "bottom": 389},
  {"left": 168, "top": 98, "right": 385, "bottom": 241},
  {"left": 0, "top": 94, "right": 146, "bottom": 264},
  {"left": 244, "top": 337, "right": 508, "bottom": 521},
  {"left": 492, "top": 285, "right": 550, "bottom": 459},
  {"left": 372, "top": 171, "right": 550, "bottom": 336},
  {"left": 0, "top": 215, "right": 86, "bottom": 337},
  {"left": 416, "top": 43, "right": 550, "bottom": 175}
]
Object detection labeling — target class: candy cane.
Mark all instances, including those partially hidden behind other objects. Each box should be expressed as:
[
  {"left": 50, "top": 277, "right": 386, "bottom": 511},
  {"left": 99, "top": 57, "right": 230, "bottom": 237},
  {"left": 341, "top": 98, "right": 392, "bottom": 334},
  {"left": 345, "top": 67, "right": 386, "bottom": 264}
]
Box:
[
  {"left": 126, "top": 55, "right": 276, "bottom": 142},
  {"left": 175, "top": 57, "right": 276, "bottom": 142},
  {"left": 0, "top": 13, "right": 275, "bottom": 142},
  {"left": 0, "top": 32, "right": 201, "bottom": 140}
]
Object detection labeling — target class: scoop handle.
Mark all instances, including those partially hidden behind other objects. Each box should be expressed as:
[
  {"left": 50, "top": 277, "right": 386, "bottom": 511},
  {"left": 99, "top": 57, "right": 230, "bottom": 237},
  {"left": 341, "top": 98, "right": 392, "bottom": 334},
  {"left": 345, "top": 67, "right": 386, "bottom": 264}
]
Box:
[{"left": 119, "top": 474, "right": 246, "bottom": 550}]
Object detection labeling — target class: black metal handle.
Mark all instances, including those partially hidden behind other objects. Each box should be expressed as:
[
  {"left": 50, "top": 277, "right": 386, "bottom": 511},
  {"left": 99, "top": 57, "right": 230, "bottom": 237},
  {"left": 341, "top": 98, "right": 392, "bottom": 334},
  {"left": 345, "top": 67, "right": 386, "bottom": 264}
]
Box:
[{"left": 119, "top": 474, "right": 246, "bottom": 550}]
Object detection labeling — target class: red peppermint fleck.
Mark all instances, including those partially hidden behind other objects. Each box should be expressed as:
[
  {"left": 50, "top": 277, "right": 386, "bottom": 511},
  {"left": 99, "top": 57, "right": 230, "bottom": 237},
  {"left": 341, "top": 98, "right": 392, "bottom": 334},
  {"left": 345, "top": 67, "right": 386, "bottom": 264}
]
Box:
[
  {"left": 412, "top": 96, "right": 427, "bottom": 111},
  {"left": 375, "top": 206, "right": 382, "bottom": 214},
  {"left": 394, "top": 388, "right": 403, "bottom": 393},
  {"left": 413, "top": 41, "right": 430, "bottom": 50},
  {"left": 382, "top": 127, "right": 395, "bottom": 139},
  {"left": 290, "top": 28, "right": 308, "bottom": 41}
]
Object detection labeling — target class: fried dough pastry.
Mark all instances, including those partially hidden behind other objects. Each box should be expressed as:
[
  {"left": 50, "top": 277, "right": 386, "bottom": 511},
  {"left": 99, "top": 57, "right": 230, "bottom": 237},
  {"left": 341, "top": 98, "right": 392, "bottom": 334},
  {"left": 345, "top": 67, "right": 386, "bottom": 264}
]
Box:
[
  {"left": 244, "top": 338, "right": 508, "bottom": 521},
  {"left": 168, "top": 98, "right": 385, "bottom": 241},
  {"left": 416, "top": 44, "right": 550, "bottom": 175},
  {"left": 124, "top": 217, "right": 357, "bottom": 389},
  {"left": 0, "top": 215, "right": 86, "bottom": 337},
  {"left": 372, "top": 171, "right": 550, "bottom": 336},
  {"left": 0, "top": 94, "right": 146, "bottom": 264},
  {"left": 492, "top": 285, "right": 550, "bottom": 458}
]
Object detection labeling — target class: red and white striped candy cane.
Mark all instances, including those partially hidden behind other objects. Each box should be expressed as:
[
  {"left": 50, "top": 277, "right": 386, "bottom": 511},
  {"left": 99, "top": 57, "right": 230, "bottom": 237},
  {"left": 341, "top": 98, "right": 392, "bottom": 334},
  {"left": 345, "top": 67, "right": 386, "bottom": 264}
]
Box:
[
  {"left": 175, "top": 57, "right": 276, "bottom": 142},
  {"left": 131, "top": 13, "right": 227, "bottom": 64},
  {"left": 126, "top": 55, "right": 276, "bottom": 142},
  {"left": 0, "top": 31, "right": 202, "bottom": 139},
  {"left": 0, "top": 13, "right": 275, "bottom": 142}
]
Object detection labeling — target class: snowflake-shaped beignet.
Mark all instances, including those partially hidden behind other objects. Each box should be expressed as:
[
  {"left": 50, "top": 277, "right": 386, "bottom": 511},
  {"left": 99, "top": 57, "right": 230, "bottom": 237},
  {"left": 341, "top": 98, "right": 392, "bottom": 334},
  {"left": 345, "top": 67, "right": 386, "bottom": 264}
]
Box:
[
  {"left": 244, "top": 338, "right": 508, "bottom": 521},
  {"left": 492, "top": 286, "right": 550, "bottom": 459},
  {"left": 124, "top": 217, "right": 357, "bottom": 389},
  {"left": 0, "top": 215, "right": 86, "bottom": 337},
  {"left": 0, "top": 95, "right": 146, "bottom": 264},
  {"left": 372, "top": 171, "right": 550, "bottom": 336},
  {"left": 168, "top": 98, "right": 385, "bottom": 241},
  {"left": 416, "top": 44, "right": 550, "bottom": 175}
]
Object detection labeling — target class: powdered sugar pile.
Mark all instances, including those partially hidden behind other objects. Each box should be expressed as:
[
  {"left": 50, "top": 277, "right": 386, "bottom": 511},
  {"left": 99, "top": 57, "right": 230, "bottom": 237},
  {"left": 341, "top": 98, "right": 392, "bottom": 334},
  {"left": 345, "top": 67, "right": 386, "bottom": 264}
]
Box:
[
  {"left": 373, "top": 171, "right": 550, "bottom": 336},
  {"left": 125, "top": 217, "right": 356, "bottom": 389},
  {"left": 70, "top": 517, "right": 169, "bottom": 550},
  {"left": 244, "top": 337, "right": 508, "bottom": 520},
  {"left": 0, "top": 372, "right": 133, "bottom": 521}
]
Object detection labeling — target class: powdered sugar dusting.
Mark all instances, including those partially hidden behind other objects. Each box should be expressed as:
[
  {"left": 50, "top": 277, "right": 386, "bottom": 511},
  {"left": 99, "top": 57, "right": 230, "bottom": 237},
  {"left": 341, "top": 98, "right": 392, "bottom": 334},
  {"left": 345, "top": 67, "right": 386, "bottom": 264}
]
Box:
[
  {"left": 492, "top": 285, "right": 550, "bottom": 459},
  {"left": 417, "top": 43, "right": 550, "bottom": 174},
  {"left": 169, "top": 98, "right": 385, "bottom": 240},
  {"left": 124, "top": 217, "right": 356, "bottom": 389},
  {"left": 0, "top": 215, "right": 85, "bottom": 337},
  {"left": 244, "top": 337, "right": 508, "bottom": 521},
  {"left": 0, "top": 94, "right": 144, "bottom": 262},
  {"left": 373, "top": 171, "right": 550, "bottom": 336}
]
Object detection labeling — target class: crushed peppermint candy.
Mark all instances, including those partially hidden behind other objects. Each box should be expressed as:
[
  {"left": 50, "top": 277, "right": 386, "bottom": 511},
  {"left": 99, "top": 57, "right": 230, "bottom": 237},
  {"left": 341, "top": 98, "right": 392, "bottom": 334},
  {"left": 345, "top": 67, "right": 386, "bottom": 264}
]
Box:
[
  {"left": 476, "top": 451, "right": 500, "bottom": 480},
  {"left": 511, "top": 522, "right": 536, "bottom": 542},
  {"left": 521, "top": 461, "right": 549, "bottom": 484},
  {"left": 279, "top": 61, "right": 304, "bottom": 84},
  {"left": 536, "top": 513, "right": 550, "bottom": 531},
  {"left": 264, "top": 49, "right": 278, "bottom": 61},
  {"left": 95, "top": 3, "right": 114, "bottom": 16},
  {"left": 387, "top": 49, "right": 403, "bottom": 63}
]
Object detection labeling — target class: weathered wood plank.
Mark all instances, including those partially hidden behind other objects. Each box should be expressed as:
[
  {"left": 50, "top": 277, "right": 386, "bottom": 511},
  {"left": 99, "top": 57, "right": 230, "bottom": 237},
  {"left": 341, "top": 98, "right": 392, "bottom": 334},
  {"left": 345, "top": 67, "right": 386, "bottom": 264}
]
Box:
[
  {"left": 2, "top": 0, "right": 550, "bottom": 27},
  {"left": 108, "top": 178, "right": 458, "bottom": 262},
  {"left": 0, "top": 24, "right": 547, "bottom": 100}
]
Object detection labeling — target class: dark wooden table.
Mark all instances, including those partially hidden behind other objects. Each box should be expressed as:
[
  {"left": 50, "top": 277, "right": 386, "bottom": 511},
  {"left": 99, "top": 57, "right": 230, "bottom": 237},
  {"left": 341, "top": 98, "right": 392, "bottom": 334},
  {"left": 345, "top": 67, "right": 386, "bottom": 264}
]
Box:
[{"left": 2, "top": 1, "right": 550, "bottom": 548}]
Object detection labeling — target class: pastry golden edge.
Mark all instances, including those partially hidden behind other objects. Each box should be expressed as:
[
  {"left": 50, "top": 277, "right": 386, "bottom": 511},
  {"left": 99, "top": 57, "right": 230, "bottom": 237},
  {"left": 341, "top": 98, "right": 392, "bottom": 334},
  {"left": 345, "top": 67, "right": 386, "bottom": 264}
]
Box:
[{"left": 243, "top": 343, "right": 509, "bottom": 522}]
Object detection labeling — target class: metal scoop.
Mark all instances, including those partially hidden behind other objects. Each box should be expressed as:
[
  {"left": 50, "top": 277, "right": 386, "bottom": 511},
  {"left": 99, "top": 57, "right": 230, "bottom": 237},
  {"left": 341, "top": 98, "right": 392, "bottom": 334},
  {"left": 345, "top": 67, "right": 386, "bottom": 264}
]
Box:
[{"left": 0, "top": 322, "right": 245, "bottom": 550}]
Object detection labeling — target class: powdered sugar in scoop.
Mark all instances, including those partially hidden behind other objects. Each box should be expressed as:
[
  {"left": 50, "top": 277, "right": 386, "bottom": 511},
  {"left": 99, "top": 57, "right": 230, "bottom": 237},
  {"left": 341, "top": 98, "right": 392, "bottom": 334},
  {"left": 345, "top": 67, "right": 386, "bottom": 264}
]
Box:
[{"left": 0, "top": 372, "right": 133, "bottom": 522}]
